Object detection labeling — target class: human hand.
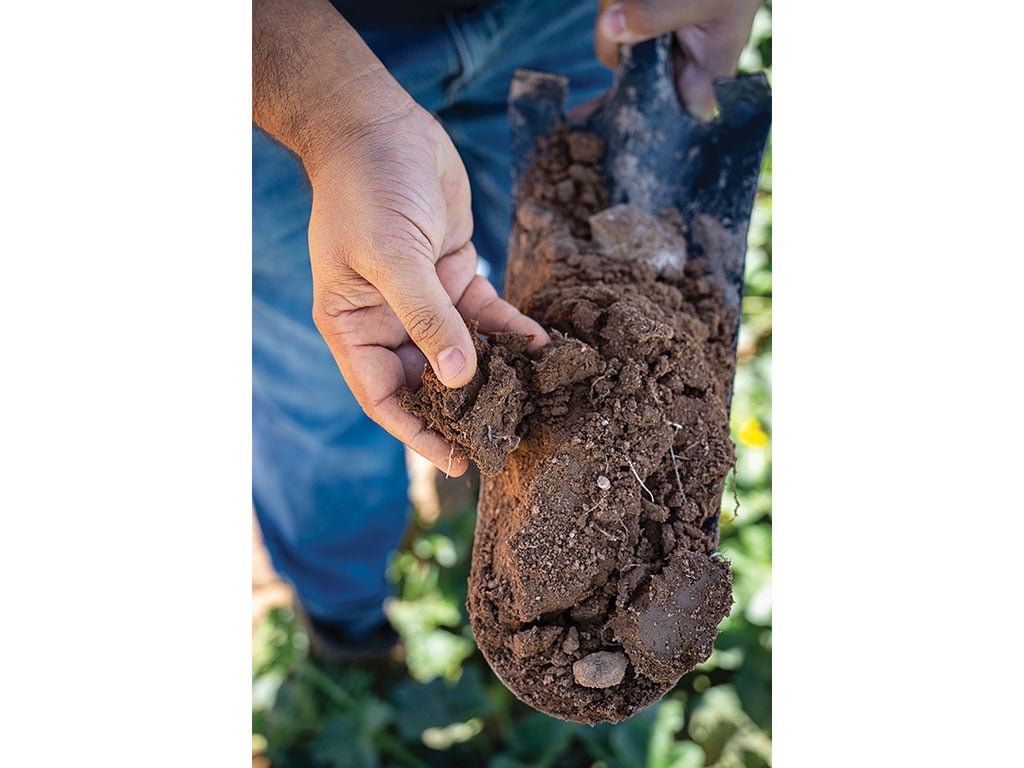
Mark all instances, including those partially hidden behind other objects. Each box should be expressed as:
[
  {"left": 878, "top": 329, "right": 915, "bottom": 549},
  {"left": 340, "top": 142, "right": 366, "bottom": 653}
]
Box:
[
  {"left": 594, "top": 0, "right": 761, "bottom": 121},
  {"left": 307, "top": 98, "right": 549, "bottom": 476},
  {"left": 253, "top": 0, "right": 549, "bottom": 475}
]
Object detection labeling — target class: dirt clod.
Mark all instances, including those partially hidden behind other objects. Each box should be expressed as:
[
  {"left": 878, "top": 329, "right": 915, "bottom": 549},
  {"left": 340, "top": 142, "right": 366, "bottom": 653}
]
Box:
[{"left": 401, "top": 125, "right": 741, "bottom": 724}]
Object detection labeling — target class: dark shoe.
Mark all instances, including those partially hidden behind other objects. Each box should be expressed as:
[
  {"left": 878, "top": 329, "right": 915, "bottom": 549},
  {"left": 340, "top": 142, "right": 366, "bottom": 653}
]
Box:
[{"left": 294, "top": 602, "right": 403, "bottom": 665}]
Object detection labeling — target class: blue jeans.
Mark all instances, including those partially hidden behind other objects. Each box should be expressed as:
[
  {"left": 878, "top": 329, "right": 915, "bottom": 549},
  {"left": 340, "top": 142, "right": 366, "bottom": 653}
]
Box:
[{"left": 253, "top": 0, "right": 612, "bottom": 637}]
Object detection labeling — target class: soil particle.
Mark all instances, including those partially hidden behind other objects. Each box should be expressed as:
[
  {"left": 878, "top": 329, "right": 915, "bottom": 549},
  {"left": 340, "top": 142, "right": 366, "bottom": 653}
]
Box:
[
  {"left": 531, "top": 334, "right": 606, "bottom": 394},
  {"left": 401, "top": 125, "right": 740, "bottom": 724},
  {"left": 566, "top": 131, "right": 606, "bottom": 164}
]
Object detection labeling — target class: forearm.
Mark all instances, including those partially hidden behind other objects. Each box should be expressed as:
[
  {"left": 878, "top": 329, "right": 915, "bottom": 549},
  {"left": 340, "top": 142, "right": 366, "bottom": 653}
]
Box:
[{"left": 252, "top": 0, "right": 413, "bottom": 178}]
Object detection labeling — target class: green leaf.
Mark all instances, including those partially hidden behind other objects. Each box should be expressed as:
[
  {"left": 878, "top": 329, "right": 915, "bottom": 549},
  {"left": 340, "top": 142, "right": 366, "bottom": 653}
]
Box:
[
  {"left": 386, "top": 596, "right": 475, "bottom": 683},
  {"left": 662, "top": 742, "right": 705, "bottom": 768},
  {"left": 389, "top": 665, "right": 492, "bottom": 743},
  {"left": 255, "top": 671, "right": 323, "bottom": 752},
  {"left": 608, "top": 715, "right": 650, "bottom": 768},
  {"left": 494, "top": 711, "right": 582, "bottom": 768},
  {"left": 645, "top": 700, "right": 705, "bottom": 768},
  {"left": 688, "top": 686, "right": 771, "bottom": 767},
  {"left": 309, "top": 705, "right": 389, "bottom": 768}
]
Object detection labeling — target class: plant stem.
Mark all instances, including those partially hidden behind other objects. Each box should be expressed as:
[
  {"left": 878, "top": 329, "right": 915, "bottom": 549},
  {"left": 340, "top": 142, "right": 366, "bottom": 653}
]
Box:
[{"left": 295, "top": 659, "right": 358, "bottom": 708}]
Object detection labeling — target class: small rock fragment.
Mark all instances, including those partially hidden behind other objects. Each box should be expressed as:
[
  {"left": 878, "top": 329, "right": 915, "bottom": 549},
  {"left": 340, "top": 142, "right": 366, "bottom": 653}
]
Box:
[
  {"left": 562, "top": 627, "right": 580, "bottom": 654},
  {"left": 597, "top": 475, "right": 611, "bottom": 490},
  {"left": 573, "top": 651, "right": 628, "bottom": 688},
  {"left": 588, "top": 204, "right": 688, "bottom": 280}
]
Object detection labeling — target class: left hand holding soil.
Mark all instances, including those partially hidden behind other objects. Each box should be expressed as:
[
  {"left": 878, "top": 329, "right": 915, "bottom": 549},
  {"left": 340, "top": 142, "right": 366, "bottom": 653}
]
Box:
[{"left": 252, "top": 0, "right": 549, "bottom": 476}]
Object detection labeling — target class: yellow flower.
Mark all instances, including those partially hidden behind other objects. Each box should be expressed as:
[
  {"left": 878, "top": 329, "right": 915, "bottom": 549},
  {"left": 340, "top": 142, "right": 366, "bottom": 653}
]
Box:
[{"left": 738, "top": 418, "right": 769, "bottom": 447}]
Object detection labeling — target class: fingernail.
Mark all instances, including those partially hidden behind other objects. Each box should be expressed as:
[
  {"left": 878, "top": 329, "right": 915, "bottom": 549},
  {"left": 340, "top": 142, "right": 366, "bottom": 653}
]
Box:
[
  {"left": 601, "top": 4, "right": 626, "bottom": 38},
  {"left": 437, "top": 346, "right": 466, "bottom": 384}
]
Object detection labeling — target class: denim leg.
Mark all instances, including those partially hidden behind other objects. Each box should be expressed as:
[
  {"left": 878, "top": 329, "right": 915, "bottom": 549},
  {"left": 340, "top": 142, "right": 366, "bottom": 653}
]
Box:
[
  {"left": 252, "top": 24, "right": 463, "bottom": 637},
  {"left": 253, "top": 127, "right": 414, "bottom": 637}
]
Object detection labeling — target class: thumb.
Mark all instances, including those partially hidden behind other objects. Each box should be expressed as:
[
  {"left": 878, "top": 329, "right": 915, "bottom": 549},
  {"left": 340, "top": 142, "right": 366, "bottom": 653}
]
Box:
[
  {"left": 378, "top": 256, "right": 478, "bottom": 389},
  {"left": 675, "top": 62, "right": 718, "bottom": 122}
]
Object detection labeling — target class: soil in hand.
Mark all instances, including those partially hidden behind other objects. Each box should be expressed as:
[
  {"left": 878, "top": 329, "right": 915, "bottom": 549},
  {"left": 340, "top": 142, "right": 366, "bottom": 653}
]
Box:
[{"left": 401, "top": 126, "right": 740, "bottom": 724}]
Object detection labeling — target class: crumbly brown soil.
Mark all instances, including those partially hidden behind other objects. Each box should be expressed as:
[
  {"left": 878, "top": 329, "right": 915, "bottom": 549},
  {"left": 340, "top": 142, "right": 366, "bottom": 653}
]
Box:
[{"left": 401, "top": 126, "right": 739, "bottom": 725}]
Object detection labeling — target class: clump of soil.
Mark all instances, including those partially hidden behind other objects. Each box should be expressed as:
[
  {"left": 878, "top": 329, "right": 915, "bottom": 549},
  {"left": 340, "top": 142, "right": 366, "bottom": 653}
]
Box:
[{"left": 401, "top": 125, "right": 740, "bottom": 724}]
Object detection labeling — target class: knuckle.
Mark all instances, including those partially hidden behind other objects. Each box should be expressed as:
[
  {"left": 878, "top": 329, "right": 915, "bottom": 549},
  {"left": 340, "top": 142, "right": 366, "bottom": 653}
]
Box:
[
  {"left": 311, "top": 273, "right": 382, "bottom": 331},
  {"left": 311, "top": 290, "right": 350, "bottom": 326},
  {"left": 311, "top": 294, "right": 362, "bottom": 350},
  {"left": 372, "top": 205, "right": 440, "bottom": 262},
  {"left": 402, "top": 304, "right": 446, "bottom": 346}
]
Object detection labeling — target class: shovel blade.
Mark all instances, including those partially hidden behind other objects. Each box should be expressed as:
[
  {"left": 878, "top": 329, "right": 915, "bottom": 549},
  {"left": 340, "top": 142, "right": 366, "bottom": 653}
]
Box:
[{"left": 508, "top": 35, "right": 772, "bottom": 314}]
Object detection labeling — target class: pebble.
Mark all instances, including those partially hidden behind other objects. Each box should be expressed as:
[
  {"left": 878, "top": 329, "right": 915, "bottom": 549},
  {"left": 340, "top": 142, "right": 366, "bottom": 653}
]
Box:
[{"left": 572, "top": 651, "right": 628, "bottom": 688}]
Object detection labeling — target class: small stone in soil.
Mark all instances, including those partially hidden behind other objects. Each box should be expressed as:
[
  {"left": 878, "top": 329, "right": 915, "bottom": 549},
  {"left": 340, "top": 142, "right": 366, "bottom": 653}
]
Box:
[{"left": 573, "top": 651, "right": 628, "bottom": 688}]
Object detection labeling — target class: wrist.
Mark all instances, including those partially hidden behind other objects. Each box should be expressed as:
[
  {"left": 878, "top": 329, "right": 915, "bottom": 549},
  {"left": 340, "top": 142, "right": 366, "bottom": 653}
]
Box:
[
  {"left": 301, "top": 67, "right": 416, "bottom": 185},
  {"left": 252, "top": 0, "right": 413, "bottom": 179}
]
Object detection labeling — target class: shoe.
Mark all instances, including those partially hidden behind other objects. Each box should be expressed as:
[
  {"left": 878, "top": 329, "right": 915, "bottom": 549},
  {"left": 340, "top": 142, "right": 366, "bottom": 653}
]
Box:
[{"left": 293, "top": 601, "right": 403, "bottom": 665}]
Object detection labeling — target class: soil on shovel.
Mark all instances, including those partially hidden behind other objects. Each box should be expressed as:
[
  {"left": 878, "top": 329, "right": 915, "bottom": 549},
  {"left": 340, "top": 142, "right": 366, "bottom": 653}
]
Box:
[{"left": 400, "top": 126, "right": 740, "bottom": 725}]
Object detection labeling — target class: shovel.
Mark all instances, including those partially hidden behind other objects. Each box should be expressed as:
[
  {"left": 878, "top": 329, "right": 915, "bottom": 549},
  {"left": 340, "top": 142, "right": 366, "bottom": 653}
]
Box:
[
  {"left": 457, "top": 36, "right": 773, "bottom": 724},
  {"left": 508, "top": 33, "right": 772, "bottom": 344}
]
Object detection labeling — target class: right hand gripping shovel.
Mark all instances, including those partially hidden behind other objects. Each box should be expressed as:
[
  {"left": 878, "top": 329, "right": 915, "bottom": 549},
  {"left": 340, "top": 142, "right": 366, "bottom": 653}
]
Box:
[{"left": 508, "top": 34, "right": 772, "bottom": 335}]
